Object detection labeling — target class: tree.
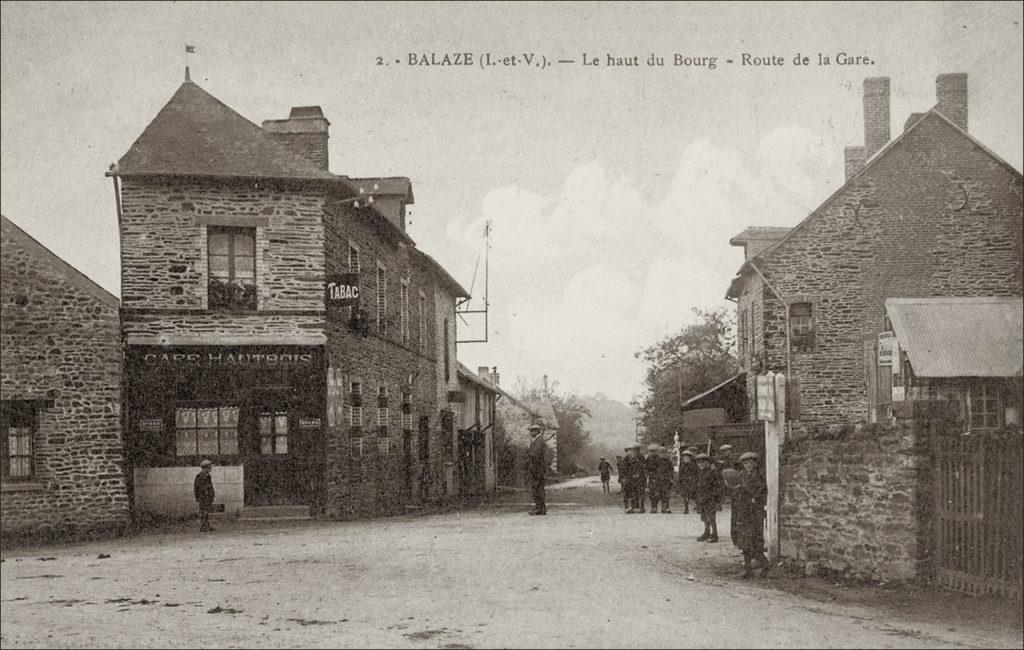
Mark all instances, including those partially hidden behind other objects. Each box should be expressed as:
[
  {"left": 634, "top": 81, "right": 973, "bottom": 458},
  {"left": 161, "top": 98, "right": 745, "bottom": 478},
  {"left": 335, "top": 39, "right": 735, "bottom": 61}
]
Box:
[
  {"left": 634, "top": 308, "right": 738, "bottom": 447},
  {"left": 515, "top": 375, "right": 592, "bottom": 475}
]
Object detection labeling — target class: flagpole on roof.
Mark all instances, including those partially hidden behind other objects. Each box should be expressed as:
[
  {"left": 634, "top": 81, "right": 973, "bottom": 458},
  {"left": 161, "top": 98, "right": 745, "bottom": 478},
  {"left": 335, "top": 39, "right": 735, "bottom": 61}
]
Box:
[{"left": 184, "top": 43, "right": 195, "bottom": 82}]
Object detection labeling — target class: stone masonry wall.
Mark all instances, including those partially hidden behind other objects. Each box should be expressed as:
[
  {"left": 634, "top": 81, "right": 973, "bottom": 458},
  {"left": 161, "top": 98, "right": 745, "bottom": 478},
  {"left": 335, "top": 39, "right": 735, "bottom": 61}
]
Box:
[
  {"left": 738, "top": 114, "right": 1023, "bottom": 427},
  {"left": 779, "top": 419, "right": 932, "bottom": 581},
  {"left": 320, "top": 202, "right": 456, "bottom": 518},
  {"left": 1, "top": 221, "right": 129, "bottom": 537},
  {"left": 120, "top": 176, "right": 326, "bottom": 315}
]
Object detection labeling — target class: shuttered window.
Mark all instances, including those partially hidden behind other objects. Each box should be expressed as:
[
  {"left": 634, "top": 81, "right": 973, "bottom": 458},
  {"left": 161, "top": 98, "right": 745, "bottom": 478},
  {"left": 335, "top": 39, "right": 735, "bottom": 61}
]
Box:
[{"left": 1, "top": 401, "right": 35, "bottom": 480}]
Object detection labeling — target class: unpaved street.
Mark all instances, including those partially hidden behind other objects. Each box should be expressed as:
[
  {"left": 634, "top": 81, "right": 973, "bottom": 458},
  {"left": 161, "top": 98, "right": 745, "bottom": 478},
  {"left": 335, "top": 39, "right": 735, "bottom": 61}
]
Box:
[{"left": 2, "top": 477, "right": 1021, "bottom": 649}]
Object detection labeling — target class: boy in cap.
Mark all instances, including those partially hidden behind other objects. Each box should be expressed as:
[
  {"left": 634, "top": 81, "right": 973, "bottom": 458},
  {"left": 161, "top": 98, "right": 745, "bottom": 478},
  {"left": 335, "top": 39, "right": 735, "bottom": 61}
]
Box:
[
  {"left": 621, "top": 444, "right": 645, "bottom": 513},
  {"left": 194, "top": 459, "right": 215, "bottom": 532},
  {"left": 653, "top": 446, "right": 675, "bottom": 513},
  {"left": 730, "top": 452, "right": 769, "bottom": 578},
  {"left": 598, "top": 457, "right": 612, "bottom": 494},
  {"left": 677, "top": 449, "right": 697, "bottom": 514},
  {"left": 694, "top": 453, "right": 722, "bottom": 542},
  {"left": 526, "top": 424, "right": 548, "bottom": 515},
  {"left": 644, "top": 444, "right": 661, "bottom": 514}
]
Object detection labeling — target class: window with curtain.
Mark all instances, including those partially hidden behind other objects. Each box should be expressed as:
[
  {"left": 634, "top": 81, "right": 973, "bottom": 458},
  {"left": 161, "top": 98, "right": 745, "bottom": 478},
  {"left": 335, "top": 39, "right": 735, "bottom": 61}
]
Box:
[
  {"left": 175, "top": 406, "right": 239, "bottom": 457},
  {"left": 1, "top": 401, "right": 36, "bottom": 480},
  {"left": 208, "top": 227, "right": 256, "bottom": 310},
  {"left": 789, "top": 302, "right": 815, "bottom": 353}
]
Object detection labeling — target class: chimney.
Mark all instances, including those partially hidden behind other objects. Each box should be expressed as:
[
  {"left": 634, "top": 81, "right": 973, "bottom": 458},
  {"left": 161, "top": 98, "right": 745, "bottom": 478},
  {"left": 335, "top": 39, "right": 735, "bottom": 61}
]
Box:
[
  {"left": 863, "top": 77, "right": 890, "bottom": 159},
  {"left": 844, "top": 146, "right": 866, "bottom": 181},
  {"left": 491, "top": 366, "right": 500, "bottom": 386},
  {"left": 904, "top": 112, "right": 926, "bottom": 133},
  {"left": 262, "top": 106, "right": 330, "bottom": 171},
  {"left": 936, "top": 73, "right": 968, "bottom": 132},
  {"left": 478, "top": 366, "right": 490, "bottom": 382}
]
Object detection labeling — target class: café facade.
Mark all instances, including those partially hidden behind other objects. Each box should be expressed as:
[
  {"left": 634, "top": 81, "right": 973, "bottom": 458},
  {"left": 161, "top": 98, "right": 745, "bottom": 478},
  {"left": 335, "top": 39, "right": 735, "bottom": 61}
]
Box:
[{"left": 115, "top": 75, "right": 468, "bottom": 519}]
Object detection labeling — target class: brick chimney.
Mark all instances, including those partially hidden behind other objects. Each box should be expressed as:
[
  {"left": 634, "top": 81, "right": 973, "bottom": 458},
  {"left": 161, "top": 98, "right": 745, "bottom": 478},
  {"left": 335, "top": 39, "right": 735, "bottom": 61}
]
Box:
[
  {"left": 863, "top": 77, "right": 891, "bottom": 159},
  {"left": 262, "top": 106, "right": 330, "bottom": 171},
  {"left": 844, "top": 146, "right": 866, "bottom": 180},
  {"left": 936, "top": 73, "right": 968, "bottom": 132}
]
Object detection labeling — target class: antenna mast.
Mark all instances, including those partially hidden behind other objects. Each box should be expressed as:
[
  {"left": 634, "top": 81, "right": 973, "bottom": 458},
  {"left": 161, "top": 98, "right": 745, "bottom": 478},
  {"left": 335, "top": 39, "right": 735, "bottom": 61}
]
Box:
[{"left": 457, "top": 220, "right": 490, "bottom": 343}]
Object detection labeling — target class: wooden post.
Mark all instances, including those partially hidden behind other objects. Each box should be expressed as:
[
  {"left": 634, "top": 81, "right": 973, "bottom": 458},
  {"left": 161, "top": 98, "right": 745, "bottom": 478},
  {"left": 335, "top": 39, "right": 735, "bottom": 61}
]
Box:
[{"left": 764, "top": 372, "right": 787, "bottom": 563}]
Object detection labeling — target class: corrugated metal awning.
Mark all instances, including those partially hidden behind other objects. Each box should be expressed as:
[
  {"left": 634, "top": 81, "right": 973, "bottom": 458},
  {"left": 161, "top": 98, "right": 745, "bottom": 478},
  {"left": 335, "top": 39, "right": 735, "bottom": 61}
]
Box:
[{"left": 885, "top": 297, "right": 1023, "bottom": 378}]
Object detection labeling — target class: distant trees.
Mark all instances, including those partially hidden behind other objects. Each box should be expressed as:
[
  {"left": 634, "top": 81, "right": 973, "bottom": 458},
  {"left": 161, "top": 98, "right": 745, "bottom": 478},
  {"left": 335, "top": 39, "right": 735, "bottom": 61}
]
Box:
[
  {"left": 515, "top": 376, "right": 592, "bottom": 475},
  {"left": 634, "top": 308, "right": 738, "bottom": 447}
]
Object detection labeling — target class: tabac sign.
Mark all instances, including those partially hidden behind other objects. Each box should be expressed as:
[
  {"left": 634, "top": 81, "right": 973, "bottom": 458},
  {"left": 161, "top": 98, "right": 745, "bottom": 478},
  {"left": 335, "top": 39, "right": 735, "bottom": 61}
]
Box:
[{"left": 325, "top": 273, "right": 360, "bottom": 308}]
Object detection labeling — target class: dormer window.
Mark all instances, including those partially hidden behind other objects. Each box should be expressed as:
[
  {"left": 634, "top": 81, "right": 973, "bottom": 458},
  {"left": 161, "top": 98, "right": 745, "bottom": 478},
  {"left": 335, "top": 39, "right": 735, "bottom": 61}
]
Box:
[{"left": 208, "top": 227, "right": 256, "bottom": 311}]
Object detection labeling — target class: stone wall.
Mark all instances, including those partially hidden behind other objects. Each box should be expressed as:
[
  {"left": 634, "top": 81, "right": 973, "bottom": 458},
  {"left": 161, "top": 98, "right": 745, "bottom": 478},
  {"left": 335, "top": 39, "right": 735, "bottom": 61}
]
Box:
[
  {"left": 120, "top": 176, "right": 326, "bottom": 314},
  {"left": 320, "top": 201, "right": 457, "bottom": 518},
  {"left": 736, "top": 112, "right": 1024, "bottom": 427},
  {"left": 0, "top": 218, "right": 130, "bottom": 538},
  {"left": 779, "top": 419, "right": 932, "bottom": 581}
]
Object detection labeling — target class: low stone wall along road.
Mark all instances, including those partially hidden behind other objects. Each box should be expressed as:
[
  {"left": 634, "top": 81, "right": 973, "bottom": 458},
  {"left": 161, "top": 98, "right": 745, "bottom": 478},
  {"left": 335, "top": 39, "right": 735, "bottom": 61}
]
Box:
[{"left": 1, "top": 476, "right": 1021, "bottom": 649}]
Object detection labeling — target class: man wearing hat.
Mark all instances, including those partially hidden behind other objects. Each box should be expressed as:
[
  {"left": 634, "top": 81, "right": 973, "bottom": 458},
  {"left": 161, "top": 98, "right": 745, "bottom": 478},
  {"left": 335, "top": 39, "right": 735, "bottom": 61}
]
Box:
[
  {"left": 193, "top": 459, "right": 216, "bottom": 532},
  {"left": 677, "top": 449, "right": 698, "bottom": 514},
  {"left": 693, "top": 453, "right": 722, "bottom": 542},
  {"left": 620, "top": 444, "right": 645, "bottom": 513},
  {"left": 598, "top": 456, "right": 612, "bottom": 494},
  {"left": 730, "top": 451, "right": 769, "bottom": 578},
  {"left": 526, "top": 424, "right": 548, "bottom": 515},
  {"left": 650, "top": 446, "right": 675, "bottom": 513}
]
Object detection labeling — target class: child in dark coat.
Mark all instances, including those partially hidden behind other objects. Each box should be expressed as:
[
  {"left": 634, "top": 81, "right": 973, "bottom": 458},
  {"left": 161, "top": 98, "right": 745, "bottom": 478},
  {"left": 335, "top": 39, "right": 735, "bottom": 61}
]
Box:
[{"left": 693, "top": 453, "right": 722, "bottom": 542}]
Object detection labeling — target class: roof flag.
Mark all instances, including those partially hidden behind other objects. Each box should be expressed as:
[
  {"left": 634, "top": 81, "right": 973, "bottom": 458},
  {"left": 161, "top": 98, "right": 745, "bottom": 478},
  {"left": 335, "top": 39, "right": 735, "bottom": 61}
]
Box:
[{"left": 185, "top": 44, "right": 196, "bottom": 54}]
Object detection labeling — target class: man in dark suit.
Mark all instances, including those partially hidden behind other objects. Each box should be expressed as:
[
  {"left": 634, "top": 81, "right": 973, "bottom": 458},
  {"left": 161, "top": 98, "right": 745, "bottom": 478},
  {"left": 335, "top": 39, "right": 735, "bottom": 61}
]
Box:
[
  {"left": 193, "top": 459, "right": 215, "bottom": 532},
  {"left": 526, "top": 424, "right": 548, "bottom": 515}
]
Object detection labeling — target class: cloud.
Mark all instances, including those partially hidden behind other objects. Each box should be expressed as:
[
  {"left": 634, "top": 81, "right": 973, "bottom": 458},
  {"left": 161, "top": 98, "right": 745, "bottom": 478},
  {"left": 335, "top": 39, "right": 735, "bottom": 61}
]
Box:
[{"left": 453, "top": 125, "right": 833, "bottom": 400}]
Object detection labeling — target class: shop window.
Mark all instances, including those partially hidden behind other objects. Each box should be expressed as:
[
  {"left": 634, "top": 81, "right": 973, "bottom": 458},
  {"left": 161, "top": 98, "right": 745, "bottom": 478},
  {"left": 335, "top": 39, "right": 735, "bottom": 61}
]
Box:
[
  {"left": 969, "top": 384, "right": 1002, "bottom": 430},
  {"left": 1, "top": 401, "right": 36, "bottom": 481},
  {"left": 208, "top": 227, "right": 256, "bottom": 311},
  {"left": 258, "top": 411, "right": 289, "bottom": 455},
  {"left": 175, "top": 406, "right": 239, "bottom": 457},
  {"left": 789, "top": 302, "right": 815, "bottom": 353}
]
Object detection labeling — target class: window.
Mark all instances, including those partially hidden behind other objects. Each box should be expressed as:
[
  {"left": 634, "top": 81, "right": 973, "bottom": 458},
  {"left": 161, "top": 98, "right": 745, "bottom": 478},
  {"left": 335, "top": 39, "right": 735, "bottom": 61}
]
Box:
[
  {"left": 400, "top": 281, "right": 410, "bottom": 345},
  {"left": 402, "top": 412, "right": 414, "bottom": 431},
  {"left": 746, "top": 309, "right": 755, "bottom": 355},
  {"left": 208, "top": 227, "right": 256, "bottom": 311},
  {"left": 349, "top": 380, "right": 363, "bottom": 426},
  {"left": 378, "top": 386, "right": 388, "bottom": 431},
  {"left": 351, "top": 437, "right": 365, "bottom": 459},
  {"left": 378, "top": 438, "right": 390, "bottom": 455},
  {"left": 443, "top": 318, "right": 450, "bottom": 382},
  {"left": 969, "top": 384, "right": 1002, "bottom": 430},
  {"left": 376, "top": 264, "right": 387, "bottom": 336},
  {"left": 175, "top": 406, "right": 239, "bottom": 457},
  {"left": 348, "top": 405, "right": 363, "bottom": 427},
  {"left": 1, "top": 401, "right": 36, "bottom": 480},
  {"left": 348, "top": 242, "right": 361, "bottom": 273},
  {"left": 418, "top": 292, "right": 427, "bottom": 351},
  {"left": 740, "top": 308, "right": 747, "bottom": 356},
  {"left": 258, "top": 410, "right": 289, "bottom": 455},
  {"left": 789, "top": 302, "right": 815, "bottom": 353}
]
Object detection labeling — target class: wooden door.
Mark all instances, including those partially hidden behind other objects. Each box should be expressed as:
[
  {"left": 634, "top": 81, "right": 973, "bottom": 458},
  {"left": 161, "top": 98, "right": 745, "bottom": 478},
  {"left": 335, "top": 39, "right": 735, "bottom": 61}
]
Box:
[{"left": 243, "top": 392, "right": 307, "bottom": 506}]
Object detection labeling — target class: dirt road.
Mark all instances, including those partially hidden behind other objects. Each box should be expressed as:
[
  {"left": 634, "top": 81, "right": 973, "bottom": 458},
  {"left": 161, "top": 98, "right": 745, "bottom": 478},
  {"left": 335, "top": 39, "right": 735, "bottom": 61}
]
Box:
[{"left": 2, "top": 476, "right": 1021, "bottom": 648}]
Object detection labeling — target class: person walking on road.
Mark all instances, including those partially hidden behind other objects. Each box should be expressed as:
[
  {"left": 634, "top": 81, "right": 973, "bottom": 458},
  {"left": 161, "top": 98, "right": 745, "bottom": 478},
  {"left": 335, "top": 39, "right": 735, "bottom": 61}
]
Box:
[
  {"left": 598, "top": 457, "right": 612, "bottom": 494},
  {"left": 526, "top": 424, "right": 548, "bottom": 516},
  {"left": 730, "top": 451, "right": 769, "bottom": 578},
  {"left": 694, "top": 453, "right": 722, "bottom": 542},
  {"left": 194, "top": 459, "right": 215, "bottom": 532},
  {"left": 677, "top": 449, "right": 697, "bottom": 514}
]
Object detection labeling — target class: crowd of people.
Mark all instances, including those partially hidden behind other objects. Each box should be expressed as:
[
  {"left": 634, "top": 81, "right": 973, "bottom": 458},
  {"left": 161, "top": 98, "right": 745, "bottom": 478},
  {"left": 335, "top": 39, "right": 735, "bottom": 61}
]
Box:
[{"left": 605, "top": 442, "right": 769, "bottom": 579}]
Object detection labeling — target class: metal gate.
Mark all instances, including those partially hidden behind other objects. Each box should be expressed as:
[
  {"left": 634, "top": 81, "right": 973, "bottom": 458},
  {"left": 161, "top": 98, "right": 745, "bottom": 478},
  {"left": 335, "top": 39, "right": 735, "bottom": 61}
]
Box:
[{"left": 933, "top": 427, "right": 1023, "bottom": 600}]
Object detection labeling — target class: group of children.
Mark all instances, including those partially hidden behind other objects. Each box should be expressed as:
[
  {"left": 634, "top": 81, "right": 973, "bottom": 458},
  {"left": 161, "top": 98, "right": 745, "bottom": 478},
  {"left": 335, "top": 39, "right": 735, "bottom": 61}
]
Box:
[{"left": 611, "top": 442, "right": 770, "bottom": 579}]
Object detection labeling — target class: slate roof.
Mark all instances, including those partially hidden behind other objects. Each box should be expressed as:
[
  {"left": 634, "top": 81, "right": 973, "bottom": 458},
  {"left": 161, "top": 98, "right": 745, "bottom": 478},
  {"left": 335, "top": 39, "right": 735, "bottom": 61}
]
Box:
[
  {"left": 456, "top": 362, "right": 501, "bottom": 394},
  {"left": 349, "top": 177, "right": 414, "bottom": 201},
  {"left": 885, "top": 297, "right": 1023, "bottom": 378},
  {"left": 725, "top": 108, "right": 1024, "bottom": 299},
  {"left": 117, "top": 81, "right": 334, "bottom": 180},
  {"left": 414, "top": 249, "right": 471, "bottom": 299},
  {"left": 728, "top": 227, "right": 791, "bottom": 247}
]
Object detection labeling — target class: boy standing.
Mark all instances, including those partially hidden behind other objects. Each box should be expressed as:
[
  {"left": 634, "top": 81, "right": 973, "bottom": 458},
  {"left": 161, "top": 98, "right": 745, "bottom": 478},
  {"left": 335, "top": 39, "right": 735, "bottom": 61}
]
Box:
[
  {"left": 193, "top": 459, "right": 215, "bottom": 532},
  {"left": 694, "top": 453, "right": 722, "bottom": 542}
]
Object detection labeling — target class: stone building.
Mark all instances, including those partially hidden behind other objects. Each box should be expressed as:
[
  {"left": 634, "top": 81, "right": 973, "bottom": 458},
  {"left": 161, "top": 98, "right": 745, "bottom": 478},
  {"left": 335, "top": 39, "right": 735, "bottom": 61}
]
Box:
[
  {"left": 727, "top": 73, "right": 1024, "bottom": 429},
  {"left": 455, "top": 363, "right": 500, "bottom": 494},
  {"left": 0, "top": 215, "right": 130, "bottom": 537},
  {"left": 113, "top": 74, "right": 468, "bottom": 520}
]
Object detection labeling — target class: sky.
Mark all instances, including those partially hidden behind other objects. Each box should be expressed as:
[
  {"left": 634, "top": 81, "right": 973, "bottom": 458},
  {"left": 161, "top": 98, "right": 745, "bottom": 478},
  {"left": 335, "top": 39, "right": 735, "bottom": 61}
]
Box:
[{"left": 2, "top": 1, "right": 1022, "bottom": 404}]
